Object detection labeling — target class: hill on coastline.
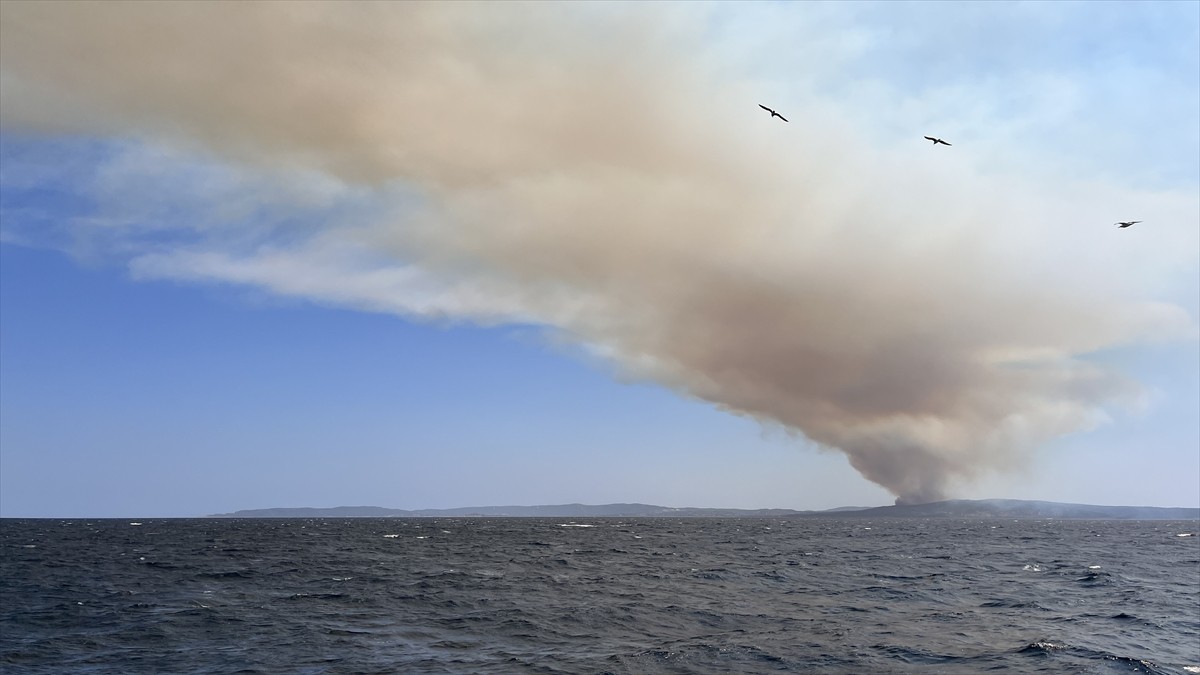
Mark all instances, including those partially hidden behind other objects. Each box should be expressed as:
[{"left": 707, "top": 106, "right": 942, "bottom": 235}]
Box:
[
  {"left": 208, "top": 499, "right": 1199, "bottom": 520},
  {"left": 207, "top": 503, "right": 813, "bottom": 518}
]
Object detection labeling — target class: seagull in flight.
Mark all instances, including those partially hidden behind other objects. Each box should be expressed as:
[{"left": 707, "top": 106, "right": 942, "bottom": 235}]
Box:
[
  {"left": 924, "top": 136, "right": 952, "bottom": 146},
  {"left": 1115, "top": 221, "right": 1141, "bottom": 228},
  {"left": 759, "top": 104, "right": 788, "bottom": 122}
]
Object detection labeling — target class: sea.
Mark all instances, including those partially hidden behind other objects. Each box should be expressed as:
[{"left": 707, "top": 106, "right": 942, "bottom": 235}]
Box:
[{"left": 2, "top": 517, "right": 1198, "bottom": 674}]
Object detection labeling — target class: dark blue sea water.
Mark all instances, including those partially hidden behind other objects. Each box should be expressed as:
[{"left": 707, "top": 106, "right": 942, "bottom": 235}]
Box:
[{"left": 2, "top": 518, "right": 1198, "bottom": 674}]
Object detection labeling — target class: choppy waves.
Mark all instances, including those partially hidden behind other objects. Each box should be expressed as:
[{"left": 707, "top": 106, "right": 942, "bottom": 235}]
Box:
[{"left": 2, "top": 517, "right": 1198, "bottom": 674}]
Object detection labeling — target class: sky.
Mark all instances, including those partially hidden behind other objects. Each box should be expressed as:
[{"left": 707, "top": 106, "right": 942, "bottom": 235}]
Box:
[{"left": 1, "top": 1, "right": 1197, "bottom": 517}]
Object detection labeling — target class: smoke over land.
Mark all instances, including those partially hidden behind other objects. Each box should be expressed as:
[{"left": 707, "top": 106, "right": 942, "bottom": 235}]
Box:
[{"left": 2, "top": 2, "right": 1195, "bottom": 503}]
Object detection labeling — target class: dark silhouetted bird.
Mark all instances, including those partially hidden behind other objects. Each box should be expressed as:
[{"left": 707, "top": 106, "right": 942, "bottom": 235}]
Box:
[
  {"left": 759, "top": 104, "right": 788, "bottom": 122},
  {"left": 924, "top": 136, "right": 951, "bottom": 146},
  {"left": 1115, "top": 221, "right": 1141, "bottom": 228}
]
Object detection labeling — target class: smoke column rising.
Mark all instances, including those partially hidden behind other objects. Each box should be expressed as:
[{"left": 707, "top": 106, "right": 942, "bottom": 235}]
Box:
[{"left": 1, "top": 2, "right": 1194, "bottom": 503}]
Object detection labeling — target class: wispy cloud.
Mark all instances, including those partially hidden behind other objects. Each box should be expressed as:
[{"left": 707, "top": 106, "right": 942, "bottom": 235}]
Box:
[{"left": 1, "top": 1, "right": 1196, "bottom": 503}]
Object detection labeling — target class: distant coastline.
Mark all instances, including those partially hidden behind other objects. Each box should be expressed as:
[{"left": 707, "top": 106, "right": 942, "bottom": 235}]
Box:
[{"left": 208, "top": 499, "right": 1200, "bottom": 520}]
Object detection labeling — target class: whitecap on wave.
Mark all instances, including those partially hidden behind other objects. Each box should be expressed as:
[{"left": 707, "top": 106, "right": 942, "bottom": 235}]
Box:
[{"left": 558, "top": 523, "right": 595, "bottom": 528}]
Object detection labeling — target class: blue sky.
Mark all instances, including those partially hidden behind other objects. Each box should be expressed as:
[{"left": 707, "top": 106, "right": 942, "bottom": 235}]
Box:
[{"left": 1, "top": 1, "right": 1197, "bottom": 516}]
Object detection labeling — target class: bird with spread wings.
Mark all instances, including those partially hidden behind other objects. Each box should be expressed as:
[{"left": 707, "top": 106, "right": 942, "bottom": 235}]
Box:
[{"left": 759, "top": 104, "right": 788, "bottom": 122}]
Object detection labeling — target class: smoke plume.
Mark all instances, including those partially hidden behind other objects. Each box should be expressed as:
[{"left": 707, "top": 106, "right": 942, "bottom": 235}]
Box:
[{"left": 2, "top": 2, "right": 1194, "bottom": 503}]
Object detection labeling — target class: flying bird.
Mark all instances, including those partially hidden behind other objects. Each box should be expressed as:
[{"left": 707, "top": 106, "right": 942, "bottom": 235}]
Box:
[
  {"left": 1115, "top": 221, "right": 1141, "bottom": 228},
  {"left": 759, "top": 104, "right": 788, "bottom": 122},
  {"left": 924, "top": 136, "right": 951, "bottom": 146}
]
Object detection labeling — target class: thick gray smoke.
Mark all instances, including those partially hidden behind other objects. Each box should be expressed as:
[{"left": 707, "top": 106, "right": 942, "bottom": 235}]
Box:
[{"left": 2, "top": 2, "right": 1194, "bottom": 503}]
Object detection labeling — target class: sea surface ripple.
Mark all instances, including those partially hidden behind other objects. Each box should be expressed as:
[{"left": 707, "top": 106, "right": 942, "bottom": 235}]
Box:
[{"left": 2, "top": 517, "right": 1198, "bottom": 674}]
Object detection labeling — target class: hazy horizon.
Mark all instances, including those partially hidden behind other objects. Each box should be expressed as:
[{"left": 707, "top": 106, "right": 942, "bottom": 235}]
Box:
[{"left": 5, "top": 496, "right": 1200, "bottom": 522}]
